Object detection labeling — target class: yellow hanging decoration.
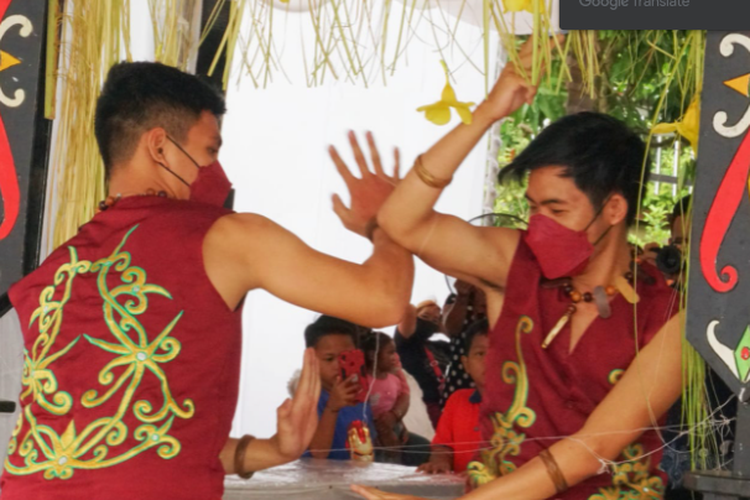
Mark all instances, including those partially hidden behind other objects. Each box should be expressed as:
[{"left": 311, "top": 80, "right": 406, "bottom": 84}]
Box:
[
  {"left": 416, "top": 61, "right": 475, "bottom": 126},
  {"left": 651, "top": 97, "right": 700, "bottom": 154},
  {"left": 502, "top": 0, "right": 534, "bottom": 13}
]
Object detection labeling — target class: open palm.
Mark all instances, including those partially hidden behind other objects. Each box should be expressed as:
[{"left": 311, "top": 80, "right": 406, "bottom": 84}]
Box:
[{"left": 329, "top": 131, "right": 401, "bottom": 237}]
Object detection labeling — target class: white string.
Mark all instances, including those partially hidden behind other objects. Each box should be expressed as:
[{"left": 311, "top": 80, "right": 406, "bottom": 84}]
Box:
[{"left": 311, "top": 391, "right": 738, "bottom": 472}]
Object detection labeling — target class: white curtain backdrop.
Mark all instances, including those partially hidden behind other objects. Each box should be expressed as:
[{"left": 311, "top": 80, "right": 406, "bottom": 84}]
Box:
[{"left": 223, "top": 6, "right": 496, "bottom": 438}]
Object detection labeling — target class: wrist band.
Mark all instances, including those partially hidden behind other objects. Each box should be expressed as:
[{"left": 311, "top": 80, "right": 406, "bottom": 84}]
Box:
[
  {"left": 539, "top": 449, "right": 568, "bottom": 494},
  {"left": 413, "top": 155, "right": 452, "bottom": 189},
  {"left": 365, "top": 218, "right": 379, "bottom": 241},
  {"left": 234, "top": 434, "right": 256, "bottom": 479}
]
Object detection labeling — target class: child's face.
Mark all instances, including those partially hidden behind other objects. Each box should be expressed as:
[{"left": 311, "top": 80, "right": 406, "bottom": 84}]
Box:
[
  {"left": 314, "top": 334, "right": 355, "bottom": 391},
  {"left": 377, "top": 340, "right": 398, "bottom": 372},
  {"left": 461, "top": 334, "right": 488, "bottom": 391}
]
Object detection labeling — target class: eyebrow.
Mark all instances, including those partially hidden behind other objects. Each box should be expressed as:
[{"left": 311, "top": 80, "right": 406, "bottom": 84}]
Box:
[{"left": 525, "top": 194, "right": 567, "bottom": 206}]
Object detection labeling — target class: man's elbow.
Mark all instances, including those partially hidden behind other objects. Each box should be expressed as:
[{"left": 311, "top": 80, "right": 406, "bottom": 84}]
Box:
[
  {"left": 377, "top": 210, "right": 424, "bottom": 252},
  {"left": 363, "top": 286, "right": 410, "bottom": 328}
]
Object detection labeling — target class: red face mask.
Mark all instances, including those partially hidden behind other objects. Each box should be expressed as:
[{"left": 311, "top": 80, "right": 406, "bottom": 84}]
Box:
[
  {"left": 523, "top": 215, "right": 593, "bottom": 279},
  {"left": 161, "top": 137, "right": 233, "bottom": 208},
  {"left": 523, "top": 210, "right": 611, "bottom": 279},
  {"left": 189, "top": 161, "right": 232, "bottom": 207}
]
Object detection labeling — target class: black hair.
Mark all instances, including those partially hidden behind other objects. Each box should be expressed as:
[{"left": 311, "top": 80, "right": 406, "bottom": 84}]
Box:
[
  {"left": 499, "top": 112, "right": 648, "bottom": 225},
  {"left": 95, "top": 61, "right": 226, "bottom": 177},
  {"left": 463, "top": 318, "right": 489, "bottom": 353},
  {"left": 361, "top": 331, "right": 393, "bottom": 367},
  {"left": 304, "top": 315, "right": 358, "bottom": 348}
]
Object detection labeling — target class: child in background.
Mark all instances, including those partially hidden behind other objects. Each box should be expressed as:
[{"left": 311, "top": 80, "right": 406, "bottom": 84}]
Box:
[
  {"left": 362, "top": 332, "right": 410, "bottom": 443},
  {"left": 418, "top": 318, "right": 488, "bottom": 474},
  {"left": 304, "top": 316, "right": 376, "bottom": 460}
]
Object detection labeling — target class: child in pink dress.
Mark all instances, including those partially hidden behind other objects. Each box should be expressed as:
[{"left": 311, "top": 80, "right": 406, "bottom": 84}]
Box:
[{"left": 362, "top": 332, "right": 410, "bottom": 461}]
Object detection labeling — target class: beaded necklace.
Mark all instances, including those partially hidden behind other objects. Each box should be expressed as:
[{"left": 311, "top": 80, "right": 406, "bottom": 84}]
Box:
[
  {"left": 540, "top": 260, "right": 653, "bottom": 349},
  {"left": 97, "top": 189, "right": 169, "bottom": 213}
]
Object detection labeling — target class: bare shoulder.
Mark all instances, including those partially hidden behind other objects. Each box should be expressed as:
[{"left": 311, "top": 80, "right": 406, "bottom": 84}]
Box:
[
  {"left": 207, "top": 212, "right": 277, "bottom": 235},
  {"left": 474, "top": 225, "right": 521, "bottom": 288},
  {"left": 205, "top": 212, "right": 285, "bottom": 254},
  {"left": 203, "top": 212, "right": 289, "bottom": 308},
  {"left": 481, "top": 225, "right": 521, "bottom": 251}
]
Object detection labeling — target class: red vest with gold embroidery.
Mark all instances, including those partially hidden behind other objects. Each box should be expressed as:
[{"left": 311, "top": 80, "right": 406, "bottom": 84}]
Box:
[
  {"left": 2, "top": 197, "right": 242, "bottom": 499},
  {"left": 469, "top": 240, "right": 678, "bottom": 500}
]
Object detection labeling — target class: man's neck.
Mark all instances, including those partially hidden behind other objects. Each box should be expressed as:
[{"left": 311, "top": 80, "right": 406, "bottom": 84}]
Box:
[
  {"left": 572, "top": 232, "right": 632, "bottom": 290},
  {"left": 107, "top": 164, "right": 177, "bottom": 199}
]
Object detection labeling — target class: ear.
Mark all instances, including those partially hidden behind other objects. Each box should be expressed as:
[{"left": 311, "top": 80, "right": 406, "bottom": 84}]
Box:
[
  {"left": 460, "top": 355, "right": 469, "bottom": 367},
  {"left": 604, "top": 193, "right": 628, "bottom": 226},
  {"left": 145, "top": 127, "right": 169, "bottom": 165}
]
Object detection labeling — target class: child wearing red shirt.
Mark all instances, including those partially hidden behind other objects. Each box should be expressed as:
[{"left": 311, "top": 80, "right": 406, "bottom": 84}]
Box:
[{"left": 418, "top": 319, "right": 488, "bottom": 474}]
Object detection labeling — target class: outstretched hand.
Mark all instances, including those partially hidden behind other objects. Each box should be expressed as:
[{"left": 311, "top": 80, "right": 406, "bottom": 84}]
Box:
[
  {"left": 329, "top": 131, "right": 401, "bottom": 238},
  {"left": 272, "top": 348, "right": 321, "bottom": 461}
]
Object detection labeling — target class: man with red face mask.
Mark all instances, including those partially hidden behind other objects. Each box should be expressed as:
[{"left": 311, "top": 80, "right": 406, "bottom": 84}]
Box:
[
  {"left": 1, "top": 62, "right": 413, "bottom": 499},
  {"left": 349, "top": 39, "right": 682, "bottom": 500}
]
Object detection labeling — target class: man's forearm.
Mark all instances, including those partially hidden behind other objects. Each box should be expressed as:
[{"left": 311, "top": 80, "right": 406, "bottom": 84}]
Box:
[
  {"left": 360, "top": 228, "right": 415, "bottom": 325},
  {"left": 378, "top": 103, "right": 497, "bottom": 238},
  {"left": 220, "top": 436, "right": 292, "bottom": 476}
]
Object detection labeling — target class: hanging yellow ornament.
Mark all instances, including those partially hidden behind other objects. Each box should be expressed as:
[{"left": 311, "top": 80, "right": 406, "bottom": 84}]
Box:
[
  {"left": 651, "top": 97, "right": 700, "bottom": 153},
  {"left": 417, "top": 61, "right": 475, "bottom": 126},
  {"left": 503, "top": 0, "right": 534, "bottom": 13}
]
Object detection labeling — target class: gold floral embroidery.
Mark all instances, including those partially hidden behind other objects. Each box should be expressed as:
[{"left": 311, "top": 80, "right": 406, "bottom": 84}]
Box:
[
  {"left": 468, "top": 316, "right": 536, "bottom": 487},
  {"left": 5, "top": 225, "right": 194, "bottom": 480},
  {"left": 588, "top": 444, "right": 663, "bottom": 500}
]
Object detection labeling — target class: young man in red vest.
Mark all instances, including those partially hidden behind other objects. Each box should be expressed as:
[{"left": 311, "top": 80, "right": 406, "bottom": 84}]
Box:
[
  {"left": 351, "top": 40, "right": 682, "bottom": 500},
  {"left": 1, "top": 62, "right": 413, "bottom": 499}
]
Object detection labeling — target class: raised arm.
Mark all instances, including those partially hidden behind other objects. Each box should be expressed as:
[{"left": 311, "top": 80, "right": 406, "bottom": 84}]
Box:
[
  {"left": 377, "top": 40, "right": 551, "bottom": 290},
  {"left": 203, "top": 137, "right": 414, "bottom": 328},
  {"left": 206, "top": 213, "right": 411, "bottom": 327}
]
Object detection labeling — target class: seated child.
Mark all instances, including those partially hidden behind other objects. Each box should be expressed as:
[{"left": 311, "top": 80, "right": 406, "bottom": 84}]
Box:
[
  {"left": 418, "top": 318, "right": 488, "bottom": 474},
  {"left": 362, "top": 332, "right": 410, "bottom": 445},
  {"left": 304, "top": 315, "right": 376, "bottom": 460}
]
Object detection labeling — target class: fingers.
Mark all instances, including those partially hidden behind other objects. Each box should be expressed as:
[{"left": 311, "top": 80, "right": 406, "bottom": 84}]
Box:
[
  {"left": 277, "top": 398, "right": 292, "bottom": 419},
  {"left": 329, "top": 145, "right": 355, "bottom": 187},
  {"left": 295, "top": 348, "right": 317, "bottom": 407},
  {"left": 365, "top": 131, "right": 385, "bottom": 178},
  {"left": 348, "top": 130, "right": 371, "bottom": 178},
  {"left": 331, "top": 194, "right": 351, "bottom": 224},
  {"left": 392, "top": 148, "right": 401, "bottom": 181}
]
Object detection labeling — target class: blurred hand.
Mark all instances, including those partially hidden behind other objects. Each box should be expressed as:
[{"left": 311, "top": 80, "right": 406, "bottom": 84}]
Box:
[
  {"left": 326, "top": 375, "right": 361, "bottom": 412},
  {"left": 271, "top": 348, "right": 321, "bottom": 461},
  {"left": 351, "top": 485, "right": 424, "bottom": 500},
  {"left": 417, "top": 459, "right": 453, "bottom": 475},
  {"left": 330, "top": 131, "right": 401, "bottom": 237},
  {"left": 484, "top": 36, "right": 564, "bottom": 122}
]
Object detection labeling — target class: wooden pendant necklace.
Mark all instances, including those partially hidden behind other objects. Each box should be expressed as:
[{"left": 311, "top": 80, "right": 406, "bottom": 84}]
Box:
[
  {"left": 97, "top": 189, "right": 168, "bottom": 213},
  {"left": 540, "top": 263, "right": 645, "bottom": 349}
]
